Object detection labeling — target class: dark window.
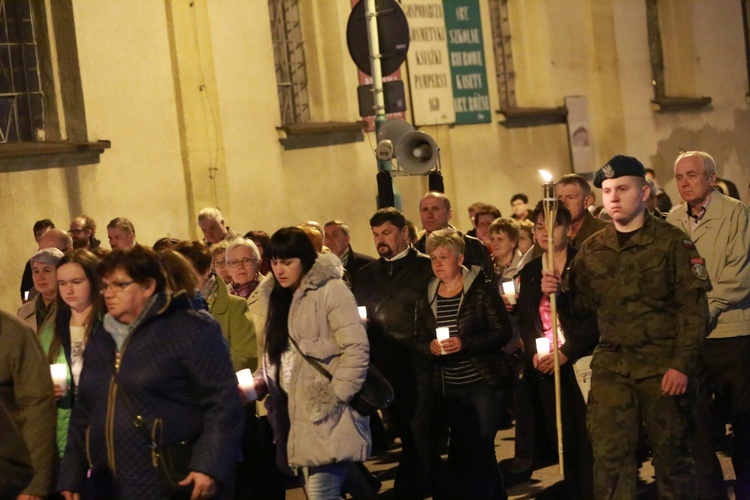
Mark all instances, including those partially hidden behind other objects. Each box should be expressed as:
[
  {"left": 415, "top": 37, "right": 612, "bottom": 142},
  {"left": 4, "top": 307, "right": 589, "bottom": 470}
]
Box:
[{"left": 0, "top": 0, "right": 43, "bottom": 143}]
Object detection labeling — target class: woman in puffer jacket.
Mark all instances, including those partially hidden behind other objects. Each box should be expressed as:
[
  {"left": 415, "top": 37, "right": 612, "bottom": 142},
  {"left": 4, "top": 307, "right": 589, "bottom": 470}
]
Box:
[{"left": 259, "top": 227, "right": 371, "bottom": 500}]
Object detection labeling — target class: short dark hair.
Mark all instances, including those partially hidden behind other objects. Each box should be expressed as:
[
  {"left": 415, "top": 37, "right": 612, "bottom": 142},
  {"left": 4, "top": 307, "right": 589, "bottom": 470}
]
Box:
[
  {"left": 370, "top": 207, "right": 407, "bottom": 230},
  {"left": 244, "top": 230, "right": 270, "bottom": 252},
  {"left": 157, "top": 249, "right": 198, "bottom": 296},
  {"left": 174, "top": 240, "right": 212, "bottom": 276},
  {"left": 531, "top": 200, "right": 573, "bottom": 228},
  {"left": 152, "top": 237, "right": 182, "bottom": 252},
  {"left": 474, "top": 205, "right": 501, "bottom": 222},
  {"left": 267, "top": 227, "right": 318, "bottom": 275},
  {"left": 33, "top": 219, "right": 54, "bottom": 233},
  {"left": 98, "top": 245, "right": 167, "bottom": 294},
  {"left": 324, "top": 220, "right": 350, "bottom": 236},
  {"left": 510, "top": 193, "right": 528, "bottom": 204},
  {"left": 644, "top": 168, "right": 655, "bottom": 176},
  {"left": 107, "top": 217, "right": 135, "bottom": 234},
  {"left": 558, "top": 174, "right": 592, "bottom": 197}
]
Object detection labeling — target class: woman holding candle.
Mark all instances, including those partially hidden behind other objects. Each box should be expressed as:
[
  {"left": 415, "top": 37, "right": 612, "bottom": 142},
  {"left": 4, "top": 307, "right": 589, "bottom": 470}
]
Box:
[
  {"left": 516, "top": 201, "right": 598, "bottom": 499},
  {"left": 414, "top": 227, "right": 512, "bottom": 499},
  {"left": 258, "top": 227, "right": 370, "bottom": 499},
  {"left": 44, "top": 249, "right": 104, "bottom": 457},
  {"left": 58, "top": 245, "right": 243, "bottom": 499}
]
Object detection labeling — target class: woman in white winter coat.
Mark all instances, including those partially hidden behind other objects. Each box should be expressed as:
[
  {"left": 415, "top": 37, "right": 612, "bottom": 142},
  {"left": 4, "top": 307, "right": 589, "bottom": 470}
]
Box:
[{"left": 260, "top": 227, "right": 371, "bottom": 500}]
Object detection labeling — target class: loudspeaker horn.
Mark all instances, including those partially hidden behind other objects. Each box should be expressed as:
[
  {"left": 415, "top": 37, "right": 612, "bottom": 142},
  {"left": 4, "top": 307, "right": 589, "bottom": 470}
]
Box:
[
  {"left": 395, "top": 130, "right": 438, "bottom": 175},
  {"left": 377, "top": 118, "right": 414, "bottom": 143}
]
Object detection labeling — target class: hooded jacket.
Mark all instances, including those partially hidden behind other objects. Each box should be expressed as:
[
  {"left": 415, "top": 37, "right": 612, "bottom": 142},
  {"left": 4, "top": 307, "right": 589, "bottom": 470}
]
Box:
[
  {"left": 261, "top": 253, "right": 371, "bottom": 471},
  {"left": 415, "top": 265, "right": 512, "bottom": 389}
]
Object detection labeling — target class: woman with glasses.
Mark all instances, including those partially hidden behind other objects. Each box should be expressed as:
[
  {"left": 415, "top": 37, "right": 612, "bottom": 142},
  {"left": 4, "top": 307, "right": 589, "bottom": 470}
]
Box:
[
  {"left": 58, "top": 245, "right": 244, "bottom": 499},
  {"left": 44, "top": 249, "right": 103, "bottom": 459},
  {"left": 227, "top": 238, "right": 263, "bottom": 299}
]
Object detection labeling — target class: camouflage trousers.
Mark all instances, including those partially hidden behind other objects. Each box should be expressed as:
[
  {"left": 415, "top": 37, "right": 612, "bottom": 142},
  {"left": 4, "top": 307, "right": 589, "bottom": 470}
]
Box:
[{"left": 587, "top": 367, "right": 695, "bottom": 500}]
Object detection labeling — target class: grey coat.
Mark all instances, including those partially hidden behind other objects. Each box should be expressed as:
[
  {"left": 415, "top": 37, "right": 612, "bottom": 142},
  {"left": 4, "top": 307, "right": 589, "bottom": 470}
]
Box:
[{"left": 262, "top": 253, "right": 371, "bottom": 470}]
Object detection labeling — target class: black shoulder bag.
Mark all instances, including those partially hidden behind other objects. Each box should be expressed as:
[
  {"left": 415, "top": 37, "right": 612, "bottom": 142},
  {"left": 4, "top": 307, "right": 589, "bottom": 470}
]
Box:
[
  {"left": 288, "top": 335, "right": 394, "bottom": 416},
  {"left": 114, "top": 376, "right": 194, "bottom": 500}
]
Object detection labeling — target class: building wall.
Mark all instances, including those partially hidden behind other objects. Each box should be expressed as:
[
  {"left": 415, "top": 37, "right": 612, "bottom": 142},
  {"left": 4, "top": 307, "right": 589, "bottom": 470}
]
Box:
[{"left": 1, "top": 0, "right": 748, "bottom": 313}]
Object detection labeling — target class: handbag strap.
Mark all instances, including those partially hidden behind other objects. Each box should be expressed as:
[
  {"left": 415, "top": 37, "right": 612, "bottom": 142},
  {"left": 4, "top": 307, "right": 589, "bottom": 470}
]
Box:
[{"left": 287, "top": 335, "right": 333, "bottom": 382}]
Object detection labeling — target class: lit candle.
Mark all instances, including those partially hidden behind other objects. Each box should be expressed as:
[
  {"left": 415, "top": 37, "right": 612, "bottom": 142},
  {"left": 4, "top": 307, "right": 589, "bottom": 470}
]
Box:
[
  {"left": 502, "top": 281, "right": 517, "bottom": 305},
  {"left": 236, "top": 369, "right": 257, "bottom": 401},
  {"left": 357, "top": 306, "right": 367, "bottom": 323},
  {"left": 535, "top": 337, "right": 551, "bottom": 357},
  {"left": 50, "top": 364, "right": 68, "bottom": 396},
  {"left": 436, "top": 327, "right": 450, "bottom": 355},
  {"left": 23, "top": 290, "right": 29, "bottom": 301}
]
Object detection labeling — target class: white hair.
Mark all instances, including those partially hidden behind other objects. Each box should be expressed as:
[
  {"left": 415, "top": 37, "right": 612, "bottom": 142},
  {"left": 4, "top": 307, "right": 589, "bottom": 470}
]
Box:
[
  {"left": 226, "top": 238, "right": 260, "bottom": 261},
  {"left": 675, "top": 151, "right": 716, "bottom": 179},
  {"left": 198, "top": 207, "right": 224, "bottom": 224}
]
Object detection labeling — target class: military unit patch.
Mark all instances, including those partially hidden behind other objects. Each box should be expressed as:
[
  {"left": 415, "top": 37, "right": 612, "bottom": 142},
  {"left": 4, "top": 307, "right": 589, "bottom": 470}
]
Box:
[{"left": 692, "top": 263, "right": 708, "bottom": 280}]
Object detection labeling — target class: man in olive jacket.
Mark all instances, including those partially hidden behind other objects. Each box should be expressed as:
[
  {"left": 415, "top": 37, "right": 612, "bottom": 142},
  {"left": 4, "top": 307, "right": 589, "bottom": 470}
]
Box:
[{"left": 0, "top": 309, "right": 56, "bottom": 497}]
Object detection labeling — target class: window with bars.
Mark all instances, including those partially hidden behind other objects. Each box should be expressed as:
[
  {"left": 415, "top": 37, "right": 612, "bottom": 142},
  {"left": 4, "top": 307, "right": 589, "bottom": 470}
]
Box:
[
  {"left": 0, "top": 0, "right": 43, "bottom": 143},
  {"left": 488, "top": 0, "right": 516, "bottom": 111},
  {"left": 268, "top": 0, "right": 310, "bottom": 126}
]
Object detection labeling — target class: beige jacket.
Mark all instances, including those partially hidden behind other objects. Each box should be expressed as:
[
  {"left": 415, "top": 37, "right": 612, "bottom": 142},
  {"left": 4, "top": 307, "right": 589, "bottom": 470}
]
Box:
[
  {"left": 261, "top": 253, "right": 371, "bottom": 469},
  {"left": 667, "top": 191, "right": 750, "bottom": 338}
]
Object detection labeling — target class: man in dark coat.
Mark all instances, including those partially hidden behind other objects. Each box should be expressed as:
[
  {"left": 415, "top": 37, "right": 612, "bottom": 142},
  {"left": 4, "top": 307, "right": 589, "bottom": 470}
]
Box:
[
  {"left": 324, "top": 219, "right": 375, "bottom": 283},
  {"left": 0, "top": 309, "right": 56, "bottom": 498},
  {"left": 414, "top": 191, "right": 495, "bottom": 284},
  {"left": 352, "top": 208, "right": 438, "bottom": 499}
]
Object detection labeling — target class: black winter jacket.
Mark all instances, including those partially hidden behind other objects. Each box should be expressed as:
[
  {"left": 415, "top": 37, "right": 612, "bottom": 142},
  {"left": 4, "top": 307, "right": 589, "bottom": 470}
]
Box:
[{"left": 415, "top": 266, "right": 512, "bottom": 389}]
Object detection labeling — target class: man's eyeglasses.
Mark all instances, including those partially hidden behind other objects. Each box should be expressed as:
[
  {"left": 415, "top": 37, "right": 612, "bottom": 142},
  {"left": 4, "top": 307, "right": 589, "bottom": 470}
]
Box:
[
  {"left": 100, "top": 281, "right": 135, "bottom": 294},
  {"left": 227, "top": 257, "right": 257, "bottom": 268},
  {"left": 213, "top": 259, "right": 227, "bottom": 267}
]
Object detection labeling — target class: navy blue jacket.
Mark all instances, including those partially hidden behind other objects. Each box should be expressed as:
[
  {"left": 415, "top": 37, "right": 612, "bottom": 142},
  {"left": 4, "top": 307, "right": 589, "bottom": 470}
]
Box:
[{"left": 58, "top": 292, "right": 244, "bottom": 498}]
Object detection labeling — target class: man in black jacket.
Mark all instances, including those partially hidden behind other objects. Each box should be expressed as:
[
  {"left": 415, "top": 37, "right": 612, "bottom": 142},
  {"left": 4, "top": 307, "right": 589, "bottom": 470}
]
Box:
[
  {"left": 415, "top": 192, "right": 496, "bottom": 284},
  {"left": 324, "top": 220, "right": 375, "bottom": 283},
  {"left": 352, "top": 208, "right": 438, "bottom": 499}
]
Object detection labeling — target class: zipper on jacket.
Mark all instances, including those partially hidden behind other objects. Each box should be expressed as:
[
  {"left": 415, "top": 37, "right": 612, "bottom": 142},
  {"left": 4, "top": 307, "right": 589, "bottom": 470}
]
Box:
[
  {"left": 105, "top": 376, "right": 118, "bottom": 476},
  {"left": 85, "top": 426, "right": 93, "bottom": 477}
]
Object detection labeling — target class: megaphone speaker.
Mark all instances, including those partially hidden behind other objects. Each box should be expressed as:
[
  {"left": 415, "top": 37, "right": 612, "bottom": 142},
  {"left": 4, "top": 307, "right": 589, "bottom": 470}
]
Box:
[
  {"left": 395, "top": 130, "right": 438, "bottom": 175},
  {"left": 378, "top": 118, "right": 414, "bottom": 143}
]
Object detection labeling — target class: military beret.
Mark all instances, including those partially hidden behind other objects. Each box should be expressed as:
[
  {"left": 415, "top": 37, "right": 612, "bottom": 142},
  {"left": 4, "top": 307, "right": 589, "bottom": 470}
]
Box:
[{"left": 593, "top": 155, "right": 646, "bottom": 188}]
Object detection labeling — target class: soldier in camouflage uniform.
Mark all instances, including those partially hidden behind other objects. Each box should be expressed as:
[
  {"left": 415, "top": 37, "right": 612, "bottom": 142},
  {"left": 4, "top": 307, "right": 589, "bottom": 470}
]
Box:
[{"left": 543, "top": 155, "right": 711, "bottom": 499}]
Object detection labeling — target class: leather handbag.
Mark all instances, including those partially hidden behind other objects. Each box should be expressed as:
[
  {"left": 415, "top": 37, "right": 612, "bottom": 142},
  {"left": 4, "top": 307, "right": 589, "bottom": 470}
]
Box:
[
  {"left": 289, "top": 335, "right": 394, "bottom": 416},
  {"left": 115, "top": 377, "right": 194, "bottom": 499}
]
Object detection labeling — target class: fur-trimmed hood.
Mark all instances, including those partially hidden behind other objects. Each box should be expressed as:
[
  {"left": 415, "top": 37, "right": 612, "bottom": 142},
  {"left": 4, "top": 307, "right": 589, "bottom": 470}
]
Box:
[{"left": 296, "top": 252, "right": 344, "bottom": 294}]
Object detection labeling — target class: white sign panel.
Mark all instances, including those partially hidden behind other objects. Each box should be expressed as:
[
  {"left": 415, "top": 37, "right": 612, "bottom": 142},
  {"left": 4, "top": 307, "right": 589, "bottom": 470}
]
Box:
[{"left": 402, "top": 0, "right": 456, "bottom": 125}]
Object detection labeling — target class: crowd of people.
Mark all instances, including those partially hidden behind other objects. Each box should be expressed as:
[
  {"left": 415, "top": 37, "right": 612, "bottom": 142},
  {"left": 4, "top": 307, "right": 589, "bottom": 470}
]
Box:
[{"left": 1, "top": 149, "right": 748, "bottom": 500}]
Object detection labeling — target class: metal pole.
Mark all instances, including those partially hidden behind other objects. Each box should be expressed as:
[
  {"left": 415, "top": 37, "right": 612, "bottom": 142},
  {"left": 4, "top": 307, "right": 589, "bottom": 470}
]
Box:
[
  {"left": 543, "top": 181, "right": 564, "bottom": 477},
  {"left": 365, "top": 0, "right": 400, "bottom": 208}
]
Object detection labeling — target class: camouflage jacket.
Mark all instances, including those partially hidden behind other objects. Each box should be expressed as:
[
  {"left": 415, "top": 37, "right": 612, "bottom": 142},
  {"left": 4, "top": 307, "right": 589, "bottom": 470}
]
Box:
[{"left": 562, "top": 213, "right": 711, "bottom": 379}]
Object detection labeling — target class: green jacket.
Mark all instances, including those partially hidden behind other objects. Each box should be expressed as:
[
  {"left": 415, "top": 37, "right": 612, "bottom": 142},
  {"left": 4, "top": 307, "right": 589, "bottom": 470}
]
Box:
[
  {"left": 38, "top": 316, "right": 72, "bottom": 458},
  {"left": 210, "top": 275, "right": 258, "bottom": 372},
  {"left": 563, "top": 214, "right": 711, "bottom": 379}
]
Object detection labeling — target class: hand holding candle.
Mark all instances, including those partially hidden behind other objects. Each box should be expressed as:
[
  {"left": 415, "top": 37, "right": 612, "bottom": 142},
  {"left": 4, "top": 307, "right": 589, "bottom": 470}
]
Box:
[
  {"left": 436, "top": 327, "right": 450, "bottom": 355},
  {"left": 236, "top": 369, "right": 258, "bottom": 402},
  {"left": 535, "top": 337, "right": 551, "bottom": 357},
  {"left": 50, "top": 364, "right": 68, "bottom": 397},
  {"left": 502, "top": 281, "right": 517, "bottom": 305}
]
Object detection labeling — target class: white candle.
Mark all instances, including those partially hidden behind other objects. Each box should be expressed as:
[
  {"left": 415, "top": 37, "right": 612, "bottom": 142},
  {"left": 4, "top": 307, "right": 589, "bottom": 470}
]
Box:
[
  {"left": 535, "top": 337, "right": 551, "bottom": 357},
  {"left": 50, "top": 364, "right": 68, "bottom": 396},
  {"left": 436, "top": 327, "right": 450, "bottom": 355},
  {"left": 236, "top": 369, "right": 257, "bottom": 401},
  {"left": 502, "top": 281, "right": 517, "bottom": 305},
  {"left": 357, "top": 306, "right": 367, "bottom": 323},
  {"left": 436, "top": 327, "right": 450, "bottom": 342},
  {"left": 23, "top": 290, "right": 29, "bottom": 301}
]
